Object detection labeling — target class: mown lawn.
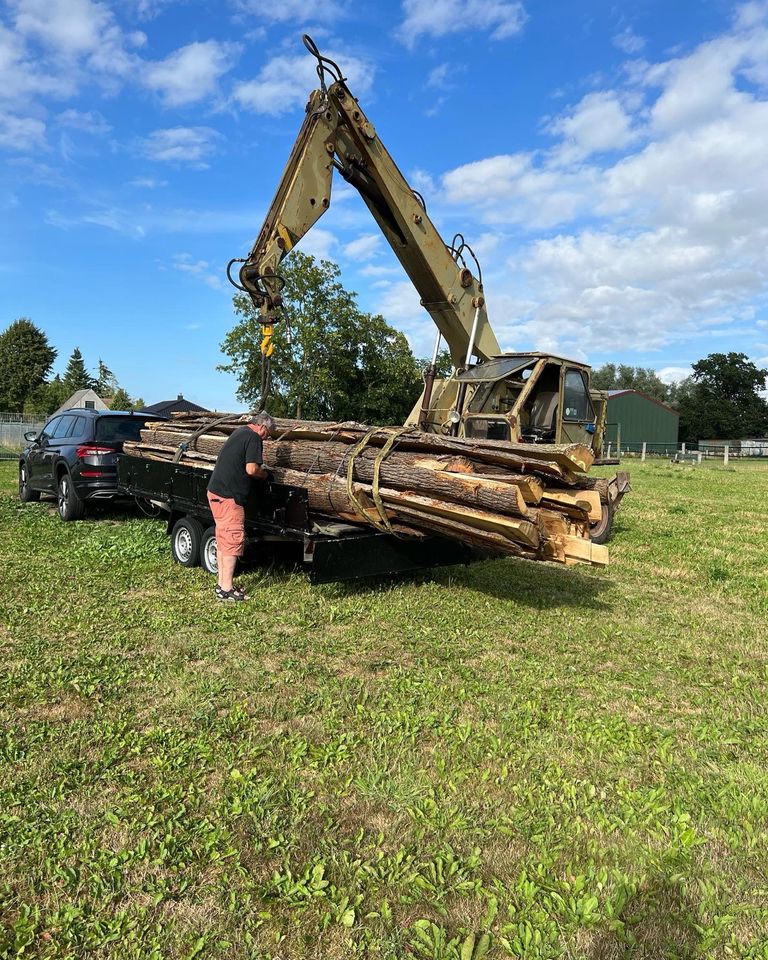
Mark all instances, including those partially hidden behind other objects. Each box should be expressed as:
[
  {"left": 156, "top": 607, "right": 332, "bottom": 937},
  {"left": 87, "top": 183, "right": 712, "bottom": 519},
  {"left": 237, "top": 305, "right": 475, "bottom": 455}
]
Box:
[{"left": 1, "top": 458, "right": 767, "bottom": 959}]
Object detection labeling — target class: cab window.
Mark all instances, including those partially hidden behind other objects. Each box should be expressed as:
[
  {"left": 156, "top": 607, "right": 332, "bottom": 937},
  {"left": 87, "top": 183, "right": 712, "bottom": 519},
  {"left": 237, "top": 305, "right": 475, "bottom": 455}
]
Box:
[{"left": 563, "top": 370, "right": 594, "bottom": 422}]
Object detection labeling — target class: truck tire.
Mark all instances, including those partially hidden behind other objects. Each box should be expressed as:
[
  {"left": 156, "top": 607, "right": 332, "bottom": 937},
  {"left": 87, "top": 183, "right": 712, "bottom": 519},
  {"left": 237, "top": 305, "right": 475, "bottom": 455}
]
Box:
[
  {"left": 19, "top": 462, "right": 40, "bottom": 502},
  {"left": 171, "top": 516, "right": 203, "bottom": 567},
  {"left": 200, "top": 526, "right": 218, "bottom": 575},
  {"left": 58, "top": 471, "right": 85, "bottom": 521},
  {"left": 589, "top": 497, "right": 614, "bottom": 545}
]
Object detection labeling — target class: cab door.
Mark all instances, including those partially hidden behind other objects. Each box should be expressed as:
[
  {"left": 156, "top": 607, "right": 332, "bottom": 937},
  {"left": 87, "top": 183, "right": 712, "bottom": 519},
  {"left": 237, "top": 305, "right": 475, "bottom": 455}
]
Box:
[{"left": 559, "top": 368, "right": 597, "bottom": 445}]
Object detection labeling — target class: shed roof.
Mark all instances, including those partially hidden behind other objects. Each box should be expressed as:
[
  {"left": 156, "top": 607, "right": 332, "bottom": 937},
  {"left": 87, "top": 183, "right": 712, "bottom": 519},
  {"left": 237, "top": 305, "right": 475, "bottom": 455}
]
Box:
[
  {"left": 141, "top": 394, "right": 210, "bottom": 416},
  {"left": 606, "top": 388, "right": 679, "bottom": 416}
]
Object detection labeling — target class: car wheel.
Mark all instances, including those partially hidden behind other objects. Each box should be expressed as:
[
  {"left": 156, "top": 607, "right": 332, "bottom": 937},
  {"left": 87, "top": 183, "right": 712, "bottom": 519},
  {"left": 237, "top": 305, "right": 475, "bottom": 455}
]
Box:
[
  {"left": 18, "top": 462, "right": 40, "bottom": 502},
  {"left": 58, "top": 471, "right": 85, "bottom": 521},
  {"left": 200, "top": 526, "right": 218, "bottom": 575},
  {"left": 171, "top": 516, "right": 203, "bottom": 567},
  {"left": 589, "top": 497, "right": 614, "bottom": 544}
]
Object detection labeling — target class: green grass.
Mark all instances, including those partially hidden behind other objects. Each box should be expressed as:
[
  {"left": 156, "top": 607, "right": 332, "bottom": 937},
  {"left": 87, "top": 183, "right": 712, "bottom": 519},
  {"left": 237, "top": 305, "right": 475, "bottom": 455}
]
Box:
[{"left": 1, "top": 459, "right": 767, "bottom": 959}]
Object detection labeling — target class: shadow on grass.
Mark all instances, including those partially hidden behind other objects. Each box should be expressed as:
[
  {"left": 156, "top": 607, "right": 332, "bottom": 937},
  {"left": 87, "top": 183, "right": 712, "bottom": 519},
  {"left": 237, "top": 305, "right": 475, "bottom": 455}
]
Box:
[
  {"left": 320, "top": 554, "right": 610, "bottom": 610},
  {"left": 587, "top": 875, "right": 699, "bottom": 960}
]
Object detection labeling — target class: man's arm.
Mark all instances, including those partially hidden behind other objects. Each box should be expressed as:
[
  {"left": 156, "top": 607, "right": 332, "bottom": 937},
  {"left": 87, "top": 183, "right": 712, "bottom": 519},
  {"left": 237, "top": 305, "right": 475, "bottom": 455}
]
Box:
[{"left": 246, "top": 462, "right": 270, "bottom": 480}]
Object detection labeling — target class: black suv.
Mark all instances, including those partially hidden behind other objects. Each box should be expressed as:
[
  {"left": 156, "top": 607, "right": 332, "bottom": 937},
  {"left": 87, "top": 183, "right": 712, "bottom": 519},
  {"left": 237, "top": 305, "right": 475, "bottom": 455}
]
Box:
[{"left": 18, "top": 409, "right": 164, "bottom": 520}]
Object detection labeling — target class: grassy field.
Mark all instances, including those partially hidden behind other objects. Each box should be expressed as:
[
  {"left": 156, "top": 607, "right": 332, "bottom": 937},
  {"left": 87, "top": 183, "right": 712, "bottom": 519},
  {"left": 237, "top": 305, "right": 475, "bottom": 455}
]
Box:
[{"left": 1, "top": 458, "right": 767, "bottom": 959}]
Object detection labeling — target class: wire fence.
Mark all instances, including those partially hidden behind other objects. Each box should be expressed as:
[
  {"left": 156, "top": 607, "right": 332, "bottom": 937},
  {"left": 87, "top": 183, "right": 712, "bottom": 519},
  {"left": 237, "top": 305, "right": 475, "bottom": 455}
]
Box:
[{"left": 0, "top": 414, "right": 46, "bottom": 460}]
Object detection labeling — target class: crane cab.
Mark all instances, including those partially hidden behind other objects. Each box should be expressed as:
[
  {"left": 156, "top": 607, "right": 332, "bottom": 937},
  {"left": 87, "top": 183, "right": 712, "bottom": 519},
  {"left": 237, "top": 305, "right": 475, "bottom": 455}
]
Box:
[{"left": 408, "top": 352, "right": 608, "bottom": 458}]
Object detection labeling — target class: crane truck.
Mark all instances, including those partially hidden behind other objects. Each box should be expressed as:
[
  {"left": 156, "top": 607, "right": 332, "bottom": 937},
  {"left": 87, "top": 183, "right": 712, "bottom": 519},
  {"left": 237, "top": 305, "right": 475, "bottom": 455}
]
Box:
[{"left": 229, "top": 36, "right": 628, "bottom": 543}]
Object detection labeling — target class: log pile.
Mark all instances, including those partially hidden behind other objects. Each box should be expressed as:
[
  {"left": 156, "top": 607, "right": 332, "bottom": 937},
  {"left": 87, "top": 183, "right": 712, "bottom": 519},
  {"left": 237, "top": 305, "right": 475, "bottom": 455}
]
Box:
[{"left": 124, "top": 413, "right": 609, "bottom": 567}]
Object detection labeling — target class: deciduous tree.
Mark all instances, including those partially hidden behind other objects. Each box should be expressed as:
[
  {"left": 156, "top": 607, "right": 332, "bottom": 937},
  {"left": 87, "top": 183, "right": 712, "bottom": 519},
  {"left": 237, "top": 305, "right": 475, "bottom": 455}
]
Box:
[
  {"left": 0, "top": 318, "right": 57, "bottom": 411},
  {"left": 219, "top": 252, "right": 424, "bottom": 423},
  {"left": 677, "top": 352, "right": 768, "bottom": 441}
]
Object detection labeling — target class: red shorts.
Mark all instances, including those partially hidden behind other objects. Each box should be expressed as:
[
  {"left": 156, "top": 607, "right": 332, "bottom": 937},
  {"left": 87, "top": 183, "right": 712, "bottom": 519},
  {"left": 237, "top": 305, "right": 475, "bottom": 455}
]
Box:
[{"left": 207, "top": 492, "right": 246, "bottom": 557}]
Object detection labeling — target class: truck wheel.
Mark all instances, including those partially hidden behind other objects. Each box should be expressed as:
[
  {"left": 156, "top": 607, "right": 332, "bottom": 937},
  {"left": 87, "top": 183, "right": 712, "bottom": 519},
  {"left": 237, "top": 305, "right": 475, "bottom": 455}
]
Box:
[
  {"left": 171, "top": 516, "right": 203, "bottom": 567},
  {"left": 58, "top": 471, "right": 85, "bottom": 521},
  {"left": 200, "top": 526, "right": 218, "bottom": 575},
  {"left": 590, "top": 498, "right": 614, "bottom": 544},
  {"left": 19, "top": 462, "right": 40, "bottom": 502}
]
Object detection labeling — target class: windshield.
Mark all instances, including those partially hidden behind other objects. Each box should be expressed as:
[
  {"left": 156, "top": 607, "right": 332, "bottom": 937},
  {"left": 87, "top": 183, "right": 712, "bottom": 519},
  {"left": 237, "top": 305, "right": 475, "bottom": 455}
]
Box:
[
  {"left": 96, "top": 417, "right": 150, "bottom": 443},
  {"left": 457, "top": 355, "right": 537, "bottom": 382}
]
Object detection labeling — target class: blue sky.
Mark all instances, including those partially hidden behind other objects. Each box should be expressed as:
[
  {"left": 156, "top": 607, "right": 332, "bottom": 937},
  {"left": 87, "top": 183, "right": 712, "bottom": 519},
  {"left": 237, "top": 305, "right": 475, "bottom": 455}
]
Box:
[{"left": 2, "top": 0, "right": 767, "bottom": 410}]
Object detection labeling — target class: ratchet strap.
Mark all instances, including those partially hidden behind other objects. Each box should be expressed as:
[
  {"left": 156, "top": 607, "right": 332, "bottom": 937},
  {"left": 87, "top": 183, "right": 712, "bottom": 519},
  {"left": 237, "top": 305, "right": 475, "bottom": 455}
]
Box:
[{"left": 344, "top": 426, "right": 415, "bottom": 534}]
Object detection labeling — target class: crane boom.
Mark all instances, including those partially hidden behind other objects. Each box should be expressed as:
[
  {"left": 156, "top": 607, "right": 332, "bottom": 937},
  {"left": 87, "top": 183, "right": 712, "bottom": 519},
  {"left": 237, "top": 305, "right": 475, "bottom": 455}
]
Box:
[{"left": 236, "top": 37, "right": 500, "bottom": 369}]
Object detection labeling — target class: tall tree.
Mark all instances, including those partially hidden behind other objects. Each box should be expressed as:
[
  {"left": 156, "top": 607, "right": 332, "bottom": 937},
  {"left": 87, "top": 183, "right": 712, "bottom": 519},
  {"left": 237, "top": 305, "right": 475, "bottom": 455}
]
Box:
[
  {"left": 677, "top": 352, "right": 768, "bottom": 441},
  {"left": 591, "top": 363, "right": 670, "bottom": 403},
  {"left": 95, "top": 359, "right": 118, "bottom": 397},
  {"left": 0, "top": 318, "right": 57, "bottom": 411},
  {"left": 23, "top": 375, "right": 71, "bottom": 416},
  {"left": 63, "top": 347, "right": 94, "bottom": 392},
  {"left": 110, "top": 387, "right": 133, "bottom": 410},
  {"left": 219, "top": 252, "right": 424, "bottom": 423}
]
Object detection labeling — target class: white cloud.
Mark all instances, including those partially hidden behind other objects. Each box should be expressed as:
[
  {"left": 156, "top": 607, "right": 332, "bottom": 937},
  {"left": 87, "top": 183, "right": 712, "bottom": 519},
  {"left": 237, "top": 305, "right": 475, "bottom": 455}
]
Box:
[
  {"left": 231, "top": 0, "right": 344, "bottom": 23},
  {"left": 142, "top": 40, "right": 240, "bottom": 107},
  {"left": 397, "top": 0, "right": 526, "bottom": 46},
  {"left": 548, "top": 91, "right": 636, "bottom": 162},
  {"left": 0, "top": 112, "right": 46, "bottom": 150},
  {"left": 429, "top": 3, "right": 768, "bottom": 359},
  {"left": 292, "top": 227, "right": 337, "bottom": 261},
  {"left": 141, "top": 126, "right": 221, "bottom": 166},
  {"left": 613, "top": 27, "right": 645, "bottom": 55},
  {"left": 343, "top": 234, "right": 380, "bottom": 260},
  {"left": 172, "top": 253, "right": 223, "bottom": 289},
  {"left": 130, "top": 176, "right": 167, "bottom": 188},
  {"left": 56, "top": 108, "right": 111, "bottom": 134},
  {"left": 657, "top": 365, "right": 693, "bottom": 383},
  {"left": 234, "top": 47, "right": 373, "bottom": 115}
]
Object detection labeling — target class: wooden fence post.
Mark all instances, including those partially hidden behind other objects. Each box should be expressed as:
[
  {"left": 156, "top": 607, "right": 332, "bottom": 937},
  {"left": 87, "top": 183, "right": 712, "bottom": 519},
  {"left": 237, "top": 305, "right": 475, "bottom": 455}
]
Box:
[
  {"left": 724, "top": 444, "right": 729, "bottom": 466},
  {"left": 697, "top": 451, "right": 702, "bottom": 464},
  {"left": 681, "top": 442, "right": 686, "bottom": 454},
  {"left": 641, "top": 442, "right": 647, "bottom": 461}
]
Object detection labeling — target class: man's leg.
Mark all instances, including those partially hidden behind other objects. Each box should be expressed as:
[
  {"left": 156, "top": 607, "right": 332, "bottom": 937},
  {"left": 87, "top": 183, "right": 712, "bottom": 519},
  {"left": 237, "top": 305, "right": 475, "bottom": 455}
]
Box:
[{"left": 218, "top": 553, "right": 237, "bottom": 592}]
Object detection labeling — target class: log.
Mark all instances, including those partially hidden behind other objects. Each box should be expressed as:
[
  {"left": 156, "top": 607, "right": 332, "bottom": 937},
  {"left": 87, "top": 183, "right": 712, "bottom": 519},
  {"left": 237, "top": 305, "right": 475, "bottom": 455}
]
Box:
[{"left": 123, "top": 413, "right": 610, "bottom": 567}]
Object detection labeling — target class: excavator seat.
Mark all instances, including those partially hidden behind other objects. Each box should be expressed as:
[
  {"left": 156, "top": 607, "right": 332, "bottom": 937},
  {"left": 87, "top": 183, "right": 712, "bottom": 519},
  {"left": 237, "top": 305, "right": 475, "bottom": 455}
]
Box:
[{"left": 526, "top": 390, "right": 559, "bottom": 440}]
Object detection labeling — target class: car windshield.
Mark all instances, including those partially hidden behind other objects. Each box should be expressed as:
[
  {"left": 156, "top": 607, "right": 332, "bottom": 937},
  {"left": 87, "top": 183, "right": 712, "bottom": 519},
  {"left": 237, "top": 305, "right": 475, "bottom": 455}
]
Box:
[{"left": 95, "top": 417, "right": 150, "bottom": 443}]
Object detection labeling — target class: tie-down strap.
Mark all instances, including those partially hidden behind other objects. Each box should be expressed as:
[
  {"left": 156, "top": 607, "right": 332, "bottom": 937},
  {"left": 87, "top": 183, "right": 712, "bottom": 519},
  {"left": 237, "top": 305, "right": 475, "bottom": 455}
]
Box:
[{"left": 344, "top": 426, "right": 416, "bottom": 535}]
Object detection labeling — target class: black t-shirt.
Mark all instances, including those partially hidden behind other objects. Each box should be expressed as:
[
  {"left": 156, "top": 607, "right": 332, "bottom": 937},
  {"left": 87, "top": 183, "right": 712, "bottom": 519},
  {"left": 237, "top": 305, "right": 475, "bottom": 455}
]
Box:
[{"left": 207, "top": 426, "right": 263, "bottom": 506}]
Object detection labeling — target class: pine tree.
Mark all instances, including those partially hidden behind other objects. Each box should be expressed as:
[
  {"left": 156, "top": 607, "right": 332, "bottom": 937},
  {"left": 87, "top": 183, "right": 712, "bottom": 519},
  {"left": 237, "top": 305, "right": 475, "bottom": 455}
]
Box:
[
  {"left": 63, "top": 348, "right": 94, "bottom": 392},
  {"left": 95, "top": 359, "right": 118, "bottom": 397},
  {"left": 110, "top": 387, "right": 133, "bottom": 410}
]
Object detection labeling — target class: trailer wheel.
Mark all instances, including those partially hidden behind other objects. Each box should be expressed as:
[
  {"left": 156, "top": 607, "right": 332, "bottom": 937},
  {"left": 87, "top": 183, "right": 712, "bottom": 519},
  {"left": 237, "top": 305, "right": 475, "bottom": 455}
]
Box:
[
  {"left": 589, "top": 497, "right": 614, "bottom": 545},
  {"left": 200, "top": 526, "right": 218, "bottom": 575},
  {"left": 171, "top": 516, "right": 203, "bottom": 567}
]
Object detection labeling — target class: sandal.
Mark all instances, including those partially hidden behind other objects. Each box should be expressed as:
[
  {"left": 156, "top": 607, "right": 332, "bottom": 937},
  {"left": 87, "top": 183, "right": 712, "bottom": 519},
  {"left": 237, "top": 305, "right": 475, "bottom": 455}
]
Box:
[
  {"left": 215, "top": 585, "right": 245, "bottom": 602},
  {"left": 231, "top": 585, "right": 249, "bottom": 601}
]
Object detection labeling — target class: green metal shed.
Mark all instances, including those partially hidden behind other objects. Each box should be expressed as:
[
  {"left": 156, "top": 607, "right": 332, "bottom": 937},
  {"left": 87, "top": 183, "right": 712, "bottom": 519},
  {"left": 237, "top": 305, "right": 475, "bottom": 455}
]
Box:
[{"left": 604, "top": 390, "right": 679, "bottom": 453}]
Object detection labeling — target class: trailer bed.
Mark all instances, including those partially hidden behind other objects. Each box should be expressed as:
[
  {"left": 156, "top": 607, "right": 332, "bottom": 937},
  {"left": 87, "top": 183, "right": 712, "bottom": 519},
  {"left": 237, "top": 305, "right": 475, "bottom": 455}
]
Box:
[{"left": 118, "top": 455, "right": 471, "bottom": 584}]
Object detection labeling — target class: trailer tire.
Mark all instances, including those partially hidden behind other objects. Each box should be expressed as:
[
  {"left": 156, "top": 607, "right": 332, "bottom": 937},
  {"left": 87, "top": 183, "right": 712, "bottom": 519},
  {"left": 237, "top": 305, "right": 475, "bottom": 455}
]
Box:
[
  {"left": 200, "top": 526, "right": 218, "bottom": 575},
  {"left": 589, "top": 497, "right": 614, "bottom": 545},
  {"left": 171, "top": 516, "right": 203, "bottom": 567}
]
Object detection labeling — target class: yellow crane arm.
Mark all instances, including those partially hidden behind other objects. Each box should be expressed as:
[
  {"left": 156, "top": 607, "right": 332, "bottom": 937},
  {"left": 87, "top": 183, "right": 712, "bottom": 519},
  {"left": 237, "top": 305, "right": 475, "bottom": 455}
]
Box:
[{"left": 234, "top": 36, "right": 500, "bottom": 368}]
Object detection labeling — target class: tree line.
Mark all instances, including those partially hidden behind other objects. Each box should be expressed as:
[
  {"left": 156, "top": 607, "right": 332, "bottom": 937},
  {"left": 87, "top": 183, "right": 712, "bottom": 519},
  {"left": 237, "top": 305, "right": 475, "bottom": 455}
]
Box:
[
  {"left": 0, "top": 319, "right": 144, "bottom": 415},
  {"left": 592, "top": 356, "right": 768, "bottom": 442}
]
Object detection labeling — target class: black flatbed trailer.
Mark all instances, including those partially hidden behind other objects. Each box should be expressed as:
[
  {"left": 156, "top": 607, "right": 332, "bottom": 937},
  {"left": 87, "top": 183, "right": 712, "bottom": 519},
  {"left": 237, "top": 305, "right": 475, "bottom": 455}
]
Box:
[{"left": 117, "top": 455, "right": 471, "bottom": 584}]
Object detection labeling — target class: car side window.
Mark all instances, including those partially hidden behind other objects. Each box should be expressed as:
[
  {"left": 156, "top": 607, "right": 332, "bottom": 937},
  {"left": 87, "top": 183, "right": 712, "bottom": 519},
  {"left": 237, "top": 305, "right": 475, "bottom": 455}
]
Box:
[
  {"left": 563, "top": 370, "right": 595, "bottom": 422},
  {"left": 71, "top": 416, "right": 87, "bottom": 438},
  {"left": 41, "top": 416, "right": 61, "bottom": 439},
  {"left": 50, "top": 415, "right": 75, "bottom": 439}
]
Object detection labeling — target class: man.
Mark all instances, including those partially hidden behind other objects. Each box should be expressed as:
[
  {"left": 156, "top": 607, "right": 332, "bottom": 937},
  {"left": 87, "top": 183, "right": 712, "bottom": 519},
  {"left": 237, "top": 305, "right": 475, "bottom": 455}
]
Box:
[{"left": 206, "top": 411, "right": 275, "bottom": 601}]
